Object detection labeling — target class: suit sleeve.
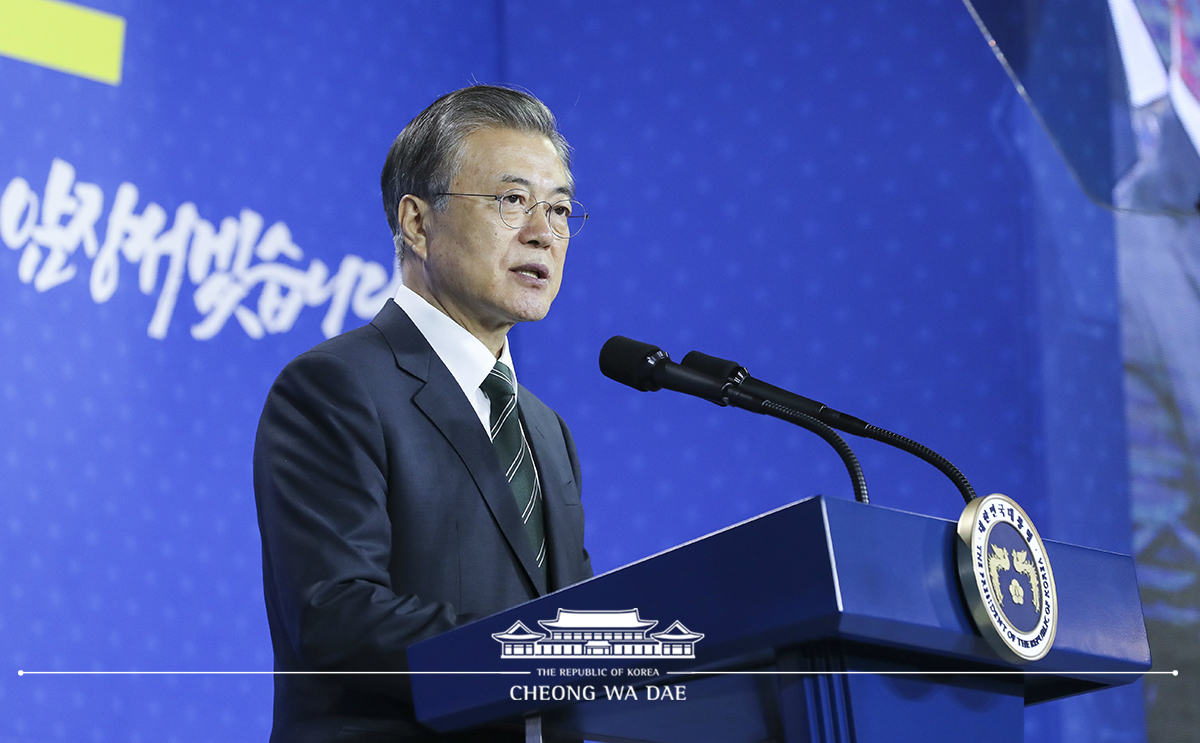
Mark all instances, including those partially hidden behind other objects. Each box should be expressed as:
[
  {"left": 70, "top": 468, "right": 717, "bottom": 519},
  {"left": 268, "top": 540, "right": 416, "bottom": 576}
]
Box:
[{"left": 253, "top": 348, "right": 466, "bottom": 699}]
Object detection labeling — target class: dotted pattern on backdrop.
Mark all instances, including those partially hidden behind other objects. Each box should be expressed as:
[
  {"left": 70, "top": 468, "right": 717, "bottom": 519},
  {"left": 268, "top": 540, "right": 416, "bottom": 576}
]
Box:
[{"left": 0, "top": 1, "right": 1139, "bottom": 742}]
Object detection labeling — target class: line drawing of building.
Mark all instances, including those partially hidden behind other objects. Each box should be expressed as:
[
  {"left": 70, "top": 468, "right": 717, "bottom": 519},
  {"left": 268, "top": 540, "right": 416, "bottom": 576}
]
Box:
[{"left": 492, "top": 609, "right": 705, "bottom": 658}]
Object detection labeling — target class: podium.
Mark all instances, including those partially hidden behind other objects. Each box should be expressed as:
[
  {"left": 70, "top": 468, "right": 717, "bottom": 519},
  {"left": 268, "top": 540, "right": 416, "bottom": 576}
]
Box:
[{"left": 408, "top": 496, "right": 1150, "bottom": 742}]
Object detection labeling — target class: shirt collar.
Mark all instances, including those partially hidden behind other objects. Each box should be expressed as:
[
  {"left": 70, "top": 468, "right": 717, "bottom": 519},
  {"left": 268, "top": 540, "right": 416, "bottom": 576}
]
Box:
[{"left": 393, "top": 284, "right": 516, "bottom": 396}]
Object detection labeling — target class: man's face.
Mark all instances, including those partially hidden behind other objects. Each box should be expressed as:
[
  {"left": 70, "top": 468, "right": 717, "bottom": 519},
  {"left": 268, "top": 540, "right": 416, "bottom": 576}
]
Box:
[{"left": 414, "top": 127, "right": 571, "bottom": 345}]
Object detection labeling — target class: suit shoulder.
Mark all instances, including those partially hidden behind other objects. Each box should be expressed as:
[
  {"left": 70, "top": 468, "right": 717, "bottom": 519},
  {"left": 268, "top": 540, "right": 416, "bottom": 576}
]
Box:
[
  {"left": 261, "top": 321, "right": 403, "bottom": 414},
  {"left": 297, "top": 319, "right": 390, "bottom": 366},
  {"left": 275, "top": 299, "right": 410, "bottom": 382}
]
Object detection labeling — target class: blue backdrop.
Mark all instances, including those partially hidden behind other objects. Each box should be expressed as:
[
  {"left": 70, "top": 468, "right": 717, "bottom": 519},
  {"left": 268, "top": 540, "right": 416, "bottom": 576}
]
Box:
[{"left": 0, "top": 1, "right": 1159, "bottom": 740}]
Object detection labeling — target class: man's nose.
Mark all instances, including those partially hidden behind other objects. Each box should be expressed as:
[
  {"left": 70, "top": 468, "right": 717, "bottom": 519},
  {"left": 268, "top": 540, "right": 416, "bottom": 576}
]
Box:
[{"left": 521, "top": 203, "right": 558, "bottom": 245}]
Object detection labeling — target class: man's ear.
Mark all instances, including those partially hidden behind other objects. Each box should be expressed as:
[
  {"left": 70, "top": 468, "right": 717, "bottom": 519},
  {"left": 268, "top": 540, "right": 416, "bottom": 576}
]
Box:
[{"left": 398, "top": 194, "right": 430, "bottom": 261}]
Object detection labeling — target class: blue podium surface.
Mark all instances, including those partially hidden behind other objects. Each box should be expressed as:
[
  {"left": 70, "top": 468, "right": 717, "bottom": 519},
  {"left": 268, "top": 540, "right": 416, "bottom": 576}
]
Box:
[{"left": 408, "top": 496, "right": 1150, "bottom": 743}]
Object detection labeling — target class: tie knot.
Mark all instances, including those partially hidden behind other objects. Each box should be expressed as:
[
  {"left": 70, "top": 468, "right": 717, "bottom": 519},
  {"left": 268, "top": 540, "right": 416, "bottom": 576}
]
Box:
[{"left": 481, "top": 360, "right": 516, "bottom": 402}]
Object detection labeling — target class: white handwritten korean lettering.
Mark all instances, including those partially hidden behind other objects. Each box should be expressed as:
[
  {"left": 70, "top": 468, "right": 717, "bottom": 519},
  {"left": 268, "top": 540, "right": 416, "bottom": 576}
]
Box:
[{"left": 1, "top": 158, "right": 398, "bottom": 340}]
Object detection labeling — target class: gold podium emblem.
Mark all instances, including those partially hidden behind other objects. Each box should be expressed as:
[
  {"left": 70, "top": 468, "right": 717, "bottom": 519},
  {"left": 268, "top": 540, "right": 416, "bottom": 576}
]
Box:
[{"left": 956, "top": 493, "right": 1058, "bottom": 663}]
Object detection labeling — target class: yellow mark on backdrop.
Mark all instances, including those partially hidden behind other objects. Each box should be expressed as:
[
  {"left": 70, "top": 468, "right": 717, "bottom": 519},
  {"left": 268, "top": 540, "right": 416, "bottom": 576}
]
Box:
[{"left": 0, "top": 0, "right": 125, "bottom": 85}]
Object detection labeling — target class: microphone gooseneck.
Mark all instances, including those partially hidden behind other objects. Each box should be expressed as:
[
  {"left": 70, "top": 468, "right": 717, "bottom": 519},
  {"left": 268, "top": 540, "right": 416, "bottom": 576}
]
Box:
[{"left": 680, "top": 349, "right": 977, "bottom": 505}]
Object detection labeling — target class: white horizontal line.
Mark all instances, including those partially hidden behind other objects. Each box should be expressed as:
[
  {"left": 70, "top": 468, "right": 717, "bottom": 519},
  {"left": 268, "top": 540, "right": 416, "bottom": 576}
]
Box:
[
  {"left": 666, "top": 670, "right": 1179, "bottom": 676},
  {"left": 18, "top": 670, "right": 530, "bottom": 676},
  {"left": 18, "top": 669, "right": 1176, "bottom": 677}
]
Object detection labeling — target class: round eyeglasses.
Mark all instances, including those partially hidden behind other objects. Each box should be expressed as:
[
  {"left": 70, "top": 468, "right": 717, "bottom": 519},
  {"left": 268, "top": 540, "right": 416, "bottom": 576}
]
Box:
[{"left": 436, "top": 189, "right": 588, "bottom": 239}]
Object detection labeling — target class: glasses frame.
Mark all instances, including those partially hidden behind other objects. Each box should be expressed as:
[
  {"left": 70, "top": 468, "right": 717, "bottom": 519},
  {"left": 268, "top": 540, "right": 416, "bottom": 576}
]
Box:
[{"left": 435, "top": 189, "right": 588, "bottom": 239}]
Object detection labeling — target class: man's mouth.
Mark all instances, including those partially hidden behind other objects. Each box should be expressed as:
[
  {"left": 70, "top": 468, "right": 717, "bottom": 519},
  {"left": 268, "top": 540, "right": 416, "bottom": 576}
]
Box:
[{"left": 512, "top": 265, "right": 548, "bottom": 280}]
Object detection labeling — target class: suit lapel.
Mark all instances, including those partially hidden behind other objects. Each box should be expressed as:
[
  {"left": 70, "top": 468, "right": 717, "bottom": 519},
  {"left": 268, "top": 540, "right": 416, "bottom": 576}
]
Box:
[
  {"left": 372, "top": 301, "right": 548, "bottom": 596},
  {"left": 519, "top": 390, "right": 581, "bottom": 593}
]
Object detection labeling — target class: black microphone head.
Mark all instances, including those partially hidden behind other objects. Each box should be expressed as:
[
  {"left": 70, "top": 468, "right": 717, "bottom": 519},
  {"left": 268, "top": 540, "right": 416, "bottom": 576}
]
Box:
[
  {"left": 680, "top": 350, "right": 744, "bottom": 382},
  {"left": 599, "top": 336, "right": 668, "bottom": 392}
]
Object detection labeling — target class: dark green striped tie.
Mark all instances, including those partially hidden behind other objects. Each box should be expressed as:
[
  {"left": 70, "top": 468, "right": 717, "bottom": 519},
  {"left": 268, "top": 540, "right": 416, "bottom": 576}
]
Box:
[{"left": 481, "top": 361, "right": 546, "bottom": 580}]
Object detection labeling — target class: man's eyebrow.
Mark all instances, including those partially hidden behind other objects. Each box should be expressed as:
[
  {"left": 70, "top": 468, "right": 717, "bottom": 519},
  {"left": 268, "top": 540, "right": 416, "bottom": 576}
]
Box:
[{"left": 499, "top": 174, "right": 574, "bottom": 198}]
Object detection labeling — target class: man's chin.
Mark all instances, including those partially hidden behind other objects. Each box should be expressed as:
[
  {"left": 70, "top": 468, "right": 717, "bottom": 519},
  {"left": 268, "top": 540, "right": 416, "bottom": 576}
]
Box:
[
  {"left": 510, "top": 307, "right": 551, "bottom": 325},
  {"left": 506, "top": 295, "right": 556, "bottom": 325}
]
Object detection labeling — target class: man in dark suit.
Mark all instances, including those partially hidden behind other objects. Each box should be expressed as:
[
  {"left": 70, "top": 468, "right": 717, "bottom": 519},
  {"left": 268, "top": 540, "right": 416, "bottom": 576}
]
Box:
[{"left": 253, "top": 85, "right": 593, "bottom": 742}]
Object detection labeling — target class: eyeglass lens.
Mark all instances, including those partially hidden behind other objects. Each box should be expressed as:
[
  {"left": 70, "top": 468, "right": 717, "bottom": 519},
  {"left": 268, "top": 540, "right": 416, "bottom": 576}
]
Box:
[{"left": 496, "top": 189, "right": 587, "bottom": 238}]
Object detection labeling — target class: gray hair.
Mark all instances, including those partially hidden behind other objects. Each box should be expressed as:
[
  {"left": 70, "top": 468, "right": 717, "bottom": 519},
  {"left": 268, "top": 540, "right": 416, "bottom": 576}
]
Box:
[{"left": 381, "top": 84, "right": 573, "bottom": 264}]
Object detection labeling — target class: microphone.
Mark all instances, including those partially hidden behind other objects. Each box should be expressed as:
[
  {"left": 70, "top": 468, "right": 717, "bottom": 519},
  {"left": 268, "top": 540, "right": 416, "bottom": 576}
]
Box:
[
  {"left": 599, "top": 336, "right": 869, "bottom": 504},
  {"left": 598, "top": 336, "right": 733, "bottom": 405},
  {"left": 679, "top": 349, "right": 977, "bottom": 504}
]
